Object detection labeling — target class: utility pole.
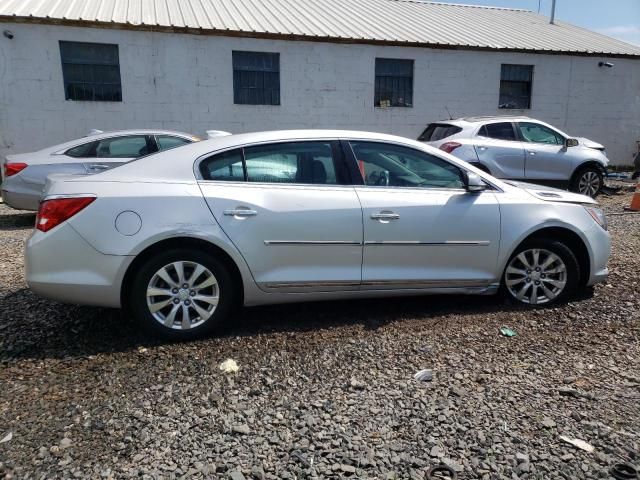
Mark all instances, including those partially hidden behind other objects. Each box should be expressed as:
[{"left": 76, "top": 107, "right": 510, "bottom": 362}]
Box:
[{"left": 550, "top": 0, "right": 557, "bottom": 24}]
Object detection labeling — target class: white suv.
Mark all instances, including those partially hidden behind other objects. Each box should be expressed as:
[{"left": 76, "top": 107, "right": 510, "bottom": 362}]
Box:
[{"left": 418, "top": 117, "right": 609, "bottom": 197}]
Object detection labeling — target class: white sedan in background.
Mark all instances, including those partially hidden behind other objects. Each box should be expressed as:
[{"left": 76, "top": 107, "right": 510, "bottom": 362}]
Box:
[
  {"left": 25, "top": 130, "right": 610, "bottom": 340},
  {"left": 1, "top": 129, "right": 199, "bottom": 210}
]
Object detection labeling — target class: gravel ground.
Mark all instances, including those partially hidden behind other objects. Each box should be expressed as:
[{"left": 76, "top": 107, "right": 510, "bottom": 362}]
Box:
[{"left": 0, "top": 187, "right": 639, "bottom": 480}]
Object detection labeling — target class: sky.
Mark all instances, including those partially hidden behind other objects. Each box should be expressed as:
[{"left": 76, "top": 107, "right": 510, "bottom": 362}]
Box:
[{"left": 441, "top": 0, "right": 640, "bottom": 46}]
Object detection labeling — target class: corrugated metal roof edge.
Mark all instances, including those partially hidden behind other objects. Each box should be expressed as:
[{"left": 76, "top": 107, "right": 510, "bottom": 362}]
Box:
[
  {"left": 389, "top": 0, "right": 530, "bottom": 13},
  {"left": 2, "top": 15, "right": 639, "bottom": 59}
]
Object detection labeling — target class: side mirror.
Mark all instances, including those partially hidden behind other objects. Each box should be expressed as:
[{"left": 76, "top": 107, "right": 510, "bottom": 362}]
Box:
[
  {"left": 465, "top": 172, "right": 487, "bottom": 193},
  {"left": 565, "top": 138, "right": 579, "bottom": 148}
]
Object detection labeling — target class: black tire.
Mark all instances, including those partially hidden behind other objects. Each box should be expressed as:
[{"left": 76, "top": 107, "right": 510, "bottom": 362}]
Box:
[
  {"left": 570, "top": 166, "right": 603, "bottom": 197},
  {"left": 501, "top": 238, "right": 580, "bottom": 306},
  {"left": 129, "top": 248, "right": 237, "bottom": 340}
]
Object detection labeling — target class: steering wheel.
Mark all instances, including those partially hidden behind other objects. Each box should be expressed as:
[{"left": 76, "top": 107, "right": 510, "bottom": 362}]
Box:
[{"left": 372, "top": 171, "right": 389, "bottom": 186}]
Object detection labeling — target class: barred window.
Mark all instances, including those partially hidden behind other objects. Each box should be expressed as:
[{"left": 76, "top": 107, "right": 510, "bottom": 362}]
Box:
[
  {"left": 233, "top": 51, "right": 280, "bottom": 105},
  {"left": 499, "top": 64, "right": 533, "bottom": 109},
  {"left": 59, "top": 41, "right": 122, "bottom": 102},
  {"left": 375, "top": 58, "right": 413, "bottom": 108}
]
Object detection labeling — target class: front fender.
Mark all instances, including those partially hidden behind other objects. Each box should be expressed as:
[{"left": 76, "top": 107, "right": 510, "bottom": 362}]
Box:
[
  {"left": 495, "top": 198, "right": 598, "bottom": 279},
  {"left": 571, "top": 160, "right": 608, "bottom": 181}
]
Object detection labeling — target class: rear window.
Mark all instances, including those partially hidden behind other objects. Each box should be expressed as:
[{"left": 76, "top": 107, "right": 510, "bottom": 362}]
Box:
[
  {"left": 418, "top": 123, "right": 462, "bottom": 142},
  {"left": 66, "top": 141, "right": 97, "bottom": 158},
  {"left": 156, "top": 135, "right": 192, "bottom": 151}
]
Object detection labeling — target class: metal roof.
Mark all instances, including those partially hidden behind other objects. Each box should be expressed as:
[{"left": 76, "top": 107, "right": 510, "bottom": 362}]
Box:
[{"left": 1, "top": 0, "right": 639, "bottom": 57}]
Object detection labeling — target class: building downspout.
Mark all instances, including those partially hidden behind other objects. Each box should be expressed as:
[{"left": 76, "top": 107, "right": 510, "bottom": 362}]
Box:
[{"left": 550, "top": 0, "right": 557, "bottom": 24}]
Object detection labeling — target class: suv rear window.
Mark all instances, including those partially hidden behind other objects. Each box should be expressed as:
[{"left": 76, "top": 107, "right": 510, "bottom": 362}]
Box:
[
  {"left": 418, "top": 123, "right": 462, "bottom": 142},
  {"left": 478, "top": 122, "right": 517, "bottom": 141}
]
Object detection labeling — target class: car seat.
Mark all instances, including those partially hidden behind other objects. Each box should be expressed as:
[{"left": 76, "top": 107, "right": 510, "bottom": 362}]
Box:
[{"left": 311, "top": 160, "right": 327, "bottom": 184}]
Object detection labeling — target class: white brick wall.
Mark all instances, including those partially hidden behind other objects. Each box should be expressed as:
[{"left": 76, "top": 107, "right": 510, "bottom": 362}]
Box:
[{"left": 0, "top": 23, "right": 638, "bottom": 165}]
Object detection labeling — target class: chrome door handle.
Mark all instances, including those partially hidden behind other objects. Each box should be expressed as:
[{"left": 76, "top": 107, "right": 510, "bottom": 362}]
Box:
[
  {"left": 224, "top": 209, "right": 257, "bottom": 217},
  {"left": 528, "top": 151, "right": 536, "bottom": 155},
  {"left": 371, "top": 212, "right": 400, "bottom": 220},
  {"left": 88, "top": 164, "right": 110, "bottom": 170}
]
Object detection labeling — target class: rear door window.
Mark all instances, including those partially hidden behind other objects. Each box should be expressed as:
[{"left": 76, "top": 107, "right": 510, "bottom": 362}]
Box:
[
  {"left": 478, "top": 122, "right": 517, "bottom": 141},
  {"left": 244, "top": 142, "right": 339, "bottom": 184},
  {"left": 418, "top": 123, "right": 462, "bottom": 142},
  {"left": 199, "top": 141, "right": 347, "bottom": 185}
]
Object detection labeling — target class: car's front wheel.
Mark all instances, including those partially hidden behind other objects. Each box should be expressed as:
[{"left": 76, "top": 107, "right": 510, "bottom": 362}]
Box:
[
  {"left": 129, "top": 249, "right": 236, "bottom": 339},
  {"left": 571, "top": 167, "right": 603, "bottom": 197},
  {"left": 503, "top": 239, "right": 579, "bottom": 306}
]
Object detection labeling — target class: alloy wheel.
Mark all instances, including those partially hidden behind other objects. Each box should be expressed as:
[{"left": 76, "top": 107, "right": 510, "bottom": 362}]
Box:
[
  {"left": 146, "top": 261, "right": 219, "bottom": 330},
  {"left": 578, "top": 170, "right": 601, "bottom": 197},
  {"left": 505, "top": 248, "right": 567, "bottom": 305}
]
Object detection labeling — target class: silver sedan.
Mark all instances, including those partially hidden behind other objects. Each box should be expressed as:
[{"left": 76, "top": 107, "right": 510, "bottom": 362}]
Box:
[
  {"left": 25, "top": 130, "right": 611, "bottom": 340},
  {"left": 1, "top": 129, "right": 198, "bottom": 210}
]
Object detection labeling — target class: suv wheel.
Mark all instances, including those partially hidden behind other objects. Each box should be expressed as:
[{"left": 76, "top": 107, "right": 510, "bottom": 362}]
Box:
[
  {"left": 571, "top": 167, "right": 602, "bottom": 197},
  {"left": 502, "top": 239, "right": 579, "bottom": 306},
  {"left": 129, "top": 249, "right": 236, "bottom": 339}
]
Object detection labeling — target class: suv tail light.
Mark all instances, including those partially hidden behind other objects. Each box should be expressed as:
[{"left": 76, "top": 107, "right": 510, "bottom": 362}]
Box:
[
  {"left": 4, "top": 162, "right": 28, "bottom": 177},
  {"left": 439, "top": 142, "right": 462, "bottom": 154},
  {"left": 36, "top": 197, "right": 95, "bottom": 232}
]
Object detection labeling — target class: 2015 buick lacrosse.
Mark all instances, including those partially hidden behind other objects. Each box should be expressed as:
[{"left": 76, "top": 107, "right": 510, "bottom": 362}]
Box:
[{"left": 25, "top": 130, "right": 610, "bottom": 339}]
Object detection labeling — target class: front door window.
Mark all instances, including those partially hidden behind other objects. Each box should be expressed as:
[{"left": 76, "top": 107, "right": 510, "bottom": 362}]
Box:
[
  {"left": 518, "top": 123, "right": 564, "bottom": 145},
  {"left": 350, "top": 141, "right": 465, "bottom": 189}
]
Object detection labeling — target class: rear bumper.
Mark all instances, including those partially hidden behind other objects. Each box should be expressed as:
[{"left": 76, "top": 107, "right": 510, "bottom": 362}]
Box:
[
  {"left": 1, "top": 175, "right": 41, "bottom": 210},
  {"left": 1, "top": 187, "right": 40, "bottom": 211},
  {"left": 25, "top": 223, "right": 133, "bottom": 308}
]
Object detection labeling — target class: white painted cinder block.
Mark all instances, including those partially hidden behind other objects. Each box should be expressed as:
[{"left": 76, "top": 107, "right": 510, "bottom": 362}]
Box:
[{"left": 0, "top": 23, "right": 638, "bottom": 165}]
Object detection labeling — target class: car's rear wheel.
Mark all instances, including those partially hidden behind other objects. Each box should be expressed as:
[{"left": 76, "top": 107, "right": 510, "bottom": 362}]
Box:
[
  {"left": 571, "top": 167, "right": 602, "bottom": 197},
  {"left": 502, "top": 239, "right": 579, "bottom": 306},
  {"left": 129, "top": 249, "right": 236, "bottom": 339}
]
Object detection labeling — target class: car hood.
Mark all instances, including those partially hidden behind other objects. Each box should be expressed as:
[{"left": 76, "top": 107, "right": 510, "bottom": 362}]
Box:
[
  {"left": 505, "top": 181, "right": 597, "bottom": 205},
  {"left": 576, "top": 137, "right": 605, "bottom": 150}
]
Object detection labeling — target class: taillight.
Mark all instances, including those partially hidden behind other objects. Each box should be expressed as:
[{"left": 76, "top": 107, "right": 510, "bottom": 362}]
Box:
[
  {"left": 4, "top": 162, "right": 28, "bottom": 177},
  {"left": 36, "top": 197, "right": 95, "bottom": 232},
  {"left": 439, "top": 142, "right": 462, "bottom": 154}
]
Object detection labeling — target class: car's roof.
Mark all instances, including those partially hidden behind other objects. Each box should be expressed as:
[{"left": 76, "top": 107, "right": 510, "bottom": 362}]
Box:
[
  {"left": 432, "top": 116, "right": 535, "bottom": 126},
  {"left": 146, "top": 129, "right": 428, "bottom": 160},
  {"left": 81, "top": 129, "right": 456, "bottom": 182},
  {"left": 35, "top": 129, "right": 198, "bottom": 154},
  {"left": 461, "top": 116, "right": 533, "bottom": 123},
  {"left": 88, "top": 129, "right": 196, "bottom": 138}
]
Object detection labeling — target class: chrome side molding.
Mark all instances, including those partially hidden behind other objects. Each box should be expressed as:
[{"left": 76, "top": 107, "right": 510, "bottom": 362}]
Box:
[
  {"left": 364, "top": 240, "right": 491, "bottom": 246},
  {"left": 263, "top": 240, "right": 491, "bottom": 246},
  {"left": 263, "top": 240, "right": 362, "bottom": 246}
]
